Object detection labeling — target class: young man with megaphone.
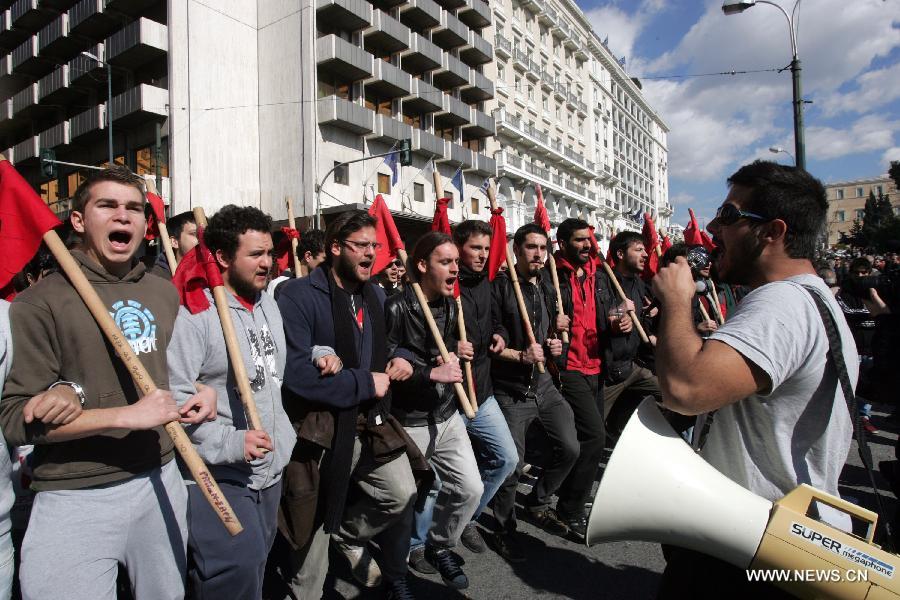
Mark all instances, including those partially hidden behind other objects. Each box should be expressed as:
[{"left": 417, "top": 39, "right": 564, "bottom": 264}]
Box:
[{"left": 650, "top": 161, "right": 859, "bottom": 598}]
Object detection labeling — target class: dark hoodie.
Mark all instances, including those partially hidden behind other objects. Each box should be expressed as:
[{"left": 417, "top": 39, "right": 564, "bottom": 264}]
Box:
[
  {"left": 0, "top": 250, "right": 179, "bottom": 490},
  {"left": 458, "top": 264, "right": 494, "bottom": 403}
]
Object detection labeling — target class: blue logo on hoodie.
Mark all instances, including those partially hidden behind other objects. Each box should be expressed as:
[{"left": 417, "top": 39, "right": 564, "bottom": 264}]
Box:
[{"left": 110, "top": 300, "right": 157, "bottom": 355}]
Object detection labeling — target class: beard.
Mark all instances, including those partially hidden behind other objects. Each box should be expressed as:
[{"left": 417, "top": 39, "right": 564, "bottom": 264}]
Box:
[
  {"left": 335, "top": 255, "right": 368, "bottom": 285},
  {"left": 231, "top": 271, "right": 261, "bottom": 300},
  {"left": 718, "top": 233, "right": 764, "bottom": 285}
]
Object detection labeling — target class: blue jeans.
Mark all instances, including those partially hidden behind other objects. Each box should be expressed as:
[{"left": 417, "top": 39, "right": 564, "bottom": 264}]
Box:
[{"left": 411, "top": 396, "right": 518, "bottom": 550}]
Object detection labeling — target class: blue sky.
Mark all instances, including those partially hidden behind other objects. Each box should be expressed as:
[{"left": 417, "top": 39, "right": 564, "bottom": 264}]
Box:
[{"left": 578, "top": 0, "right": 900, "bottom": 229}]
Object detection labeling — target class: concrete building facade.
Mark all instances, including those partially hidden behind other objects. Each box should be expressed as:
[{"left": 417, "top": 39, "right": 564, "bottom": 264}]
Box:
[
  {"left": 484, "top": 0, "right": 670, "bottom": 241},
  {"left": 825, "top": 175, "right": 899, "bottom": 246}
]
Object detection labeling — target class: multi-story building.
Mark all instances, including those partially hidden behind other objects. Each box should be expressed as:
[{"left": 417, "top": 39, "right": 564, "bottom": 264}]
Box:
[
  {"left": 1, "top": 1, "right": 495, "bottom": 234},
  {"left": 484, "top": 0, "right": 670, "bottom": 241},
  {"left": 825, "top": 175, "right": 899, "bottom": 246}
]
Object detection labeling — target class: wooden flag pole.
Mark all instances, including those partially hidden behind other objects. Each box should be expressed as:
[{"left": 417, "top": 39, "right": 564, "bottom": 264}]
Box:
[
  {"left": 486, "top": 183, "right": 545, "bottom": 374},
  {"left": 708, "top": 281, "right": 725, "bottom": 325},
  {"left": 599, "top": 259, "right": 650, "bottom": 344},
  {"left": 286, "top": 197, "right": 303, "bottom": 277},
  {"left": 145, "top": 179, "right": 178, "bottom": 273},
  {"left": 430, "top": 168, "right": 478, "bottom": 415},
  {"left": 697, "top": 299, "right": 712, "bottom": 325},
  {"left": 546, "top": 247, "right": 569, "bottom": 344},
  {"left": 193, "top": 208, "right": 265, "bottom": 433},
  {"left": 40, "top": 230, "right": 243, "bottom": 536}
]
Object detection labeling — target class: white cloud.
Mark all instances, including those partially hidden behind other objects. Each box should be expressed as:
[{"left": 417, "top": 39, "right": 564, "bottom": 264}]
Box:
[
  {"left": 584, "top": 0, "right": 667, "bottom": 62},
  {"left": 806, "top": 114, "right": 898, "bottom": 161},
  {"left": 669, "top": 191, "right": 696, "bottom": 205},
  {"left": 881, "top": 146, "right": 900, "bottom": 167},
  {"left": 819, "top": 62, "right": 900, "bottom": 117}
]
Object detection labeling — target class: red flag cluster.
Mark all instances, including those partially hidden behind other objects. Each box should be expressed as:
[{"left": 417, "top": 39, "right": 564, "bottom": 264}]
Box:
[
  {"left": 0, "top": 160, "right": 61, "bottom": 300},
  {"left": 684, "top": 208, "right": 716, "bottom": 251},
  {"left": 274, "top": 227, "right": 300, "bottom": 274},
  {"left": 641, "top": 212, "right": 660, "bottom": 281},
  {"left": 172, "top": 227, "right": 224, "bottom": 314},
  {"left": 368, "top": 194, "right": 405, "bottom": 275}
]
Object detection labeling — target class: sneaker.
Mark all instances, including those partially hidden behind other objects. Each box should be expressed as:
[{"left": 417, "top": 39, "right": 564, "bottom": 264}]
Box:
[
  {"left": 528, "top": 507, "right": 569, "bottom": 537},
  {"left": 560, "top": 512, "right": 588, "bottom": 540},
  {"left": 862, "top": 417, "right": 879, "bottom": 434},
  {"left": 334, "top": 541, "right": 382, "bottom": 588},
  {"left": 407, "top": 546, "right": 436, "bottom": 575},
  {"left": 460, "top": 522, "right": 486, "bottom": 554},
  {"left": 424, "top": 546, "right": 469, "bottom": 590},
  {"left": 485, "top": 531, "right": 526, "bottom": 563},
  {"left": 384, "top": 577, "right": 416, "bottom": 600}
]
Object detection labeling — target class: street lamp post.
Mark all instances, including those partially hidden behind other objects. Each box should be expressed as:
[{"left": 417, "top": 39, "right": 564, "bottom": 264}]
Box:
[
  {"left": 768, "top": 145, "right": 795, "bottom": 163},
  {"left": 723, "top": 0, "right": 806, "bottom": 171},
  {"left": 81, "top": 51, "right": 113, "bottom": 166}
]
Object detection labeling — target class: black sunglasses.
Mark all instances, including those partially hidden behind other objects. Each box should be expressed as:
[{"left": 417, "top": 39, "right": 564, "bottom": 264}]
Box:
[{"left": 711, "top": 204, "right": 770, "bottom": 226}]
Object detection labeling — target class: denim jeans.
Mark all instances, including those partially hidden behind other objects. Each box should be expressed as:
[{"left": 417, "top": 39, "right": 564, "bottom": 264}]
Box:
[{"left": 410, "top": 397, "right": 515, "bottom": 550}]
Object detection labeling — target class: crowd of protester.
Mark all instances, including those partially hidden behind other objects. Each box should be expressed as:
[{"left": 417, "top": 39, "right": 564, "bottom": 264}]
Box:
[{"left": 0, "top": 159, "right": 892, "bottom": 599}]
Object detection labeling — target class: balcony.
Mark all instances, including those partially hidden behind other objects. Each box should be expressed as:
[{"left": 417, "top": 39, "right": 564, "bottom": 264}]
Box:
[
  {"left": 462, "top": 107, "right": 494, "bottom": 137},
  {"left": 540, "top": 70, "right": 553, "bottom": 91},
  {"left": 364, "top": 10, "right": 409, "bottom": 54},
  {"left": 12, "top": 36, "right": 51, "bottom": 77},
  {"left": 0, "top": 99, "right": 12, "bottom": 127},
  {"left": 316, "top": 0, "right": 371, "bottom": 31},
  {"left": 317, "top": 35, "right": 372, "bottom": 81},
  {"left": 366, "top": 59, "right": 411, "bottom": 98},
  {"left": 104, "top": 0, "right": 158, "bottom": 16},
  {"left": 470, "top": 152, "right": 496, "bottom": 176},
  {"left": 39, "top": 120, "right": 71, "bottom": 149},
  {"left": 494, "top": 34, "right": 511, "bottom": 60},
  {"left": 109, "top": 84, "right": 167, "bottom": 126},
  {"left": 434, "top": 94, "right": 470, "bottom": 126},
  {"left": 432, "top": 10, "right": 467, "bottom": 50},
  {"left": 553, "top": 81, "right": 566, "bottom": 100},
  {"left": 403, "top": 78, "right": 441, "bottom": 113},
  {"left": 11, "top": 0, "right": 54, "bottom": 31},
  {"left": 459, "top": 30, "right": 491, "bottom": 66},
  {"left": 0, "top": 10, "right": 29, "bottom": 51},
  {"left": 69, "top": 0, "right": 119, "bottom": 38},
  {"left": 574, "top": 43, "right": 588, "bottom": 61},
  {"left": 401, "top": 33, "right": 441, "bottom": 73},
  {"left": 38, "top": 65, "right": 82, "bottom": 104},
  {"left": 538, "top": 4, "right": 555, "bottom": 25},
  {"left": 433, "top": 0, "right": 465, "bottom": 10},
  {"left": 493, "top": 108, "right": 522, "bottom": 140},
  {"left": 412, "top": 128, "right": 444, "bottom": 156},
  {"left": 521, "top": 0, "right": 543, "bottom": 13},
  {"left": 67, "top": 43, "right": 105, "bottom": 85},
  {"left": 38, "top": 14, "right": 81, "bottom": 59},
  {"left": 512, "top": 48, "right": 529, "bottom": 72},
  {"left": 11, "top": 82, "right": 38, "bottom": 116},
  {"left": 399, "top": 0, "right": 440, "bottom": 30},
  {"left": 13, "top": 135, "right": 38, "bottom": 163},
  {"left": 317, "top": 95, "right": 375, "bottom": 134},
  {"left": 432, "top": 52, "right": 468, "bottom": 90},
  {"left": 447, "top": 142, "right": 473, "bottom": 168},
  {"left": 460, "top": 68, "right": 492, "bottom": 102},
  {"left": 106, "top": 18, "right": 167, "bottom": 68},
  {"left": 494, "top": 149, "right": 522, "bottom": 173},
  {"left": 366, "top": 113, "right": 412, "bottom": 144},
  {"left": 525, "top": 58, "right": 540, "bottom": 81},
  {"left": 458, "top": 0, "right": 490, "bottom": 29}
]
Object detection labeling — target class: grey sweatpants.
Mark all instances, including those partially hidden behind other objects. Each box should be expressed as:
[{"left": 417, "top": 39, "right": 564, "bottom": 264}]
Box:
[{"left": 20, "top": 459, "right": 188, "bottom": 600}]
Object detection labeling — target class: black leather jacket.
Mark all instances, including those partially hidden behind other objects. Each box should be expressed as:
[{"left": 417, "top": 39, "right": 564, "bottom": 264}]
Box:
[
  {"left": 596, "top": 269, "right": 654, "bottom": 383},
  {"left": 385, "top": 286, "right": 460, "bottom": 427},
  {"left": 458, "top": 266, "right": 494, "bottom": 403}
]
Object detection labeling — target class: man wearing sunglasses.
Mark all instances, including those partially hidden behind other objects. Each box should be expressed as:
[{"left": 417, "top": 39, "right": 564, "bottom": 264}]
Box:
[
  {"left": 651, "top": 161, "right": 859, "bottom": 598},
  {"left": 378, "top": 259, "right": 404, "bottom": 297}
]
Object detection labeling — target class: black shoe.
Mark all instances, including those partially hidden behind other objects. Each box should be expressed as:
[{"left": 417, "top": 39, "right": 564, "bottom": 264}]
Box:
[
  {"left": 407, "top": 546, "right": 436, "bottom": 575},
  {"left": 560, "top": 512, "right": 588, "bottom": 540},
  {"left": 485, "top": 531, "right": 526, "bottom": 563},
  {"left": 384, "top": 577, "right": 416, "bottom": 600},
  {"left": 528, "top": 507, "right": 570, "bottom": 537},
  {"left": 424, "top": 546, "right": 469, "bottom": 590},
  {"left": 460, "top": 522, "right": 486, "bottom": 554}
]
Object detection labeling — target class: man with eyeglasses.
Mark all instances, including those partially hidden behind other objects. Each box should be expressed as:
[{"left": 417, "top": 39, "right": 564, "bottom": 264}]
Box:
[
  {"left": 652, "top": 161, "right": 859, "bottom": 599},
  {"left": 276, "top": 210, "right": 419, "bottom": 600}
]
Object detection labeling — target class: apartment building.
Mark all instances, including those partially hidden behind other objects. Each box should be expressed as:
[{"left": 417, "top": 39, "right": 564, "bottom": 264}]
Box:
[
  {"left": 484, "top": 0, "right": 671, "bottom": 240},
  {"left": 0, "top": 0, "right": 496, "bottom": 233},
  {"left": 825, "top": 175, "right": 899, "bottom": 246}
]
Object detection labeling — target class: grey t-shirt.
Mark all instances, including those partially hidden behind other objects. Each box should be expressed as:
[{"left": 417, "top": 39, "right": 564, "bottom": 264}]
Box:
[{"left": 703, "top": 274, "right": 858, "bottom": 510}]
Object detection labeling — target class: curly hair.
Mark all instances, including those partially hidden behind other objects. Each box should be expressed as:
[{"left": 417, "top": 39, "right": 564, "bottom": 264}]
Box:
[
  {"left": 204, "top": 204, "right": 273, "bottom": 260},
  {"left": 71, "top": 166, "right": 145, "bottom": 213}
]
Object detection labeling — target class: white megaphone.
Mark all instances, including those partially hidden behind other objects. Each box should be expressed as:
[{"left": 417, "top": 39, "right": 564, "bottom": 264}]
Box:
[{"left": 587, "top": 399, "right": 900, "bottom": 600}]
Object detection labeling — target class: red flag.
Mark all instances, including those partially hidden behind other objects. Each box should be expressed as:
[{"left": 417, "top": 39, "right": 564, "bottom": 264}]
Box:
[
  {"left": 274, "top": 227, "right": 300, "bottom": 274},
  {"left": 431, "top": 197, "right": 452, "bottom": 235},
  {"left": 700, "top": 230, "right": 717, "bottom": 252},
  {"left": 683, "top": 208, "right": 704, "bottom": 246},
  {"left": 605, "top": 229, "right": 617, "bottom": 269},
  {"left": 0, "top": 160, "right": 61, "bottom": 299},
  {"left": 144, "top": 191, "right": 166, "bottom": 241},
  {"left": 533, "top": 184, "right": 550, "bottom": 232},
  {"left": 641, "top": 213, "right": 660, "bottom": 280},
  {"left": 488, "top": 207, "right": 507, "bottom": 281},
  {"left": 660, "top": 234, "right": 672, "bottom": 255},
  {"left": 587, "top": 226, "right": 599, "bottom": 258},
  {"left": 368, "top": 194, "right": 404, "bottom": 275},
  {"left": 171, "top": 226, "right": 224, "bottom": 314}
]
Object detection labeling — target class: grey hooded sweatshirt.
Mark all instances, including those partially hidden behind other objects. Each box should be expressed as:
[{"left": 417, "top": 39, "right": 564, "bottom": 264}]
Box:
[{"left": 167, "top": 289, "right": 295, "bottom": 491}]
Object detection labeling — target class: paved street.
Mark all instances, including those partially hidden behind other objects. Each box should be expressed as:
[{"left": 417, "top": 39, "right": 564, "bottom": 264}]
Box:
[{"left": 324, "top": 403, "right": 899, "bottom": 599}]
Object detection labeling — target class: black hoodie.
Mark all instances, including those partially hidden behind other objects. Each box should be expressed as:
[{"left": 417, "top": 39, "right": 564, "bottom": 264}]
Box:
[{"left": 458, "top": 265, "right": 494, "bottom": 403}]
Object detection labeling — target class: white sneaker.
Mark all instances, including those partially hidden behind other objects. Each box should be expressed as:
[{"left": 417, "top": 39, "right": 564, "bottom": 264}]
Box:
[{"left": 334, "top": 541, "right": 382, "bottom": 588}]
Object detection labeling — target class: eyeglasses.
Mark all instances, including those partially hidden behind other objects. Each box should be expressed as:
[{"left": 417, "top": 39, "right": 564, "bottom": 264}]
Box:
[
  {"left": 390, "top": 259, "right": 403, "bottom": 268},
  {"left": 711, "top": 204, "right": 770, "bottom": 226},
  {"left": 342, "top": 239, "right": 383, "bottom": 252}
]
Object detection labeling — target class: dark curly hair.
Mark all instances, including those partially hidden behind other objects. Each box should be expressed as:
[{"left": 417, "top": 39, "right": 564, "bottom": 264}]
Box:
[{"left": 204, "top": 204, "right": 273, "bottom": 260}]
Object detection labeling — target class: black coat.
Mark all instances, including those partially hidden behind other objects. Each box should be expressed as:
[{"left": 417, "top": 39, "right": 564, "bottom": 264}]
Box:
[
  {"left": 596, "top": 269, "right": 653, "bottom": 383},
  {"left": 385, "top": 286, "right": 460, "bottom": 427},
  {"left": 458, "top": 266, "right": 494, "bottom": 403}
]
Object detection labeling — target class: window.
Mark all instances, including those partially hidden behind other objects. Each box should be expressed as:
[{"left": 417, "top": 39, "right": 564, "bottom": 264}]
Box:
[
  {"left": 498, "top": 65, "right": 505, "bottom": 82},
  {"left": 835, "top": 210, "right": 845, "bottom": 222},
  {"left": 471, "top": 197, "right": 480, "bottom": 214},
  {"left": 835, "top": 189, "right": 844, "bottom": 200},
  {"left": 856, "top": 209, "right": 865, "bottom": 219},
  {"left": 876, "top": 185, "right": 884, "bottom": 195},
  {"left": 414, "top": 182, "right": 425, "bottom": 203},
  {"left": 334, "top": 162, "right": 349, "bottom": 185},
  {"left": 377, "top": 173, "right": 391, "bottom": 194},
  {"left": 857, "top": 187, "right": 864, "bottom": 197}
]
